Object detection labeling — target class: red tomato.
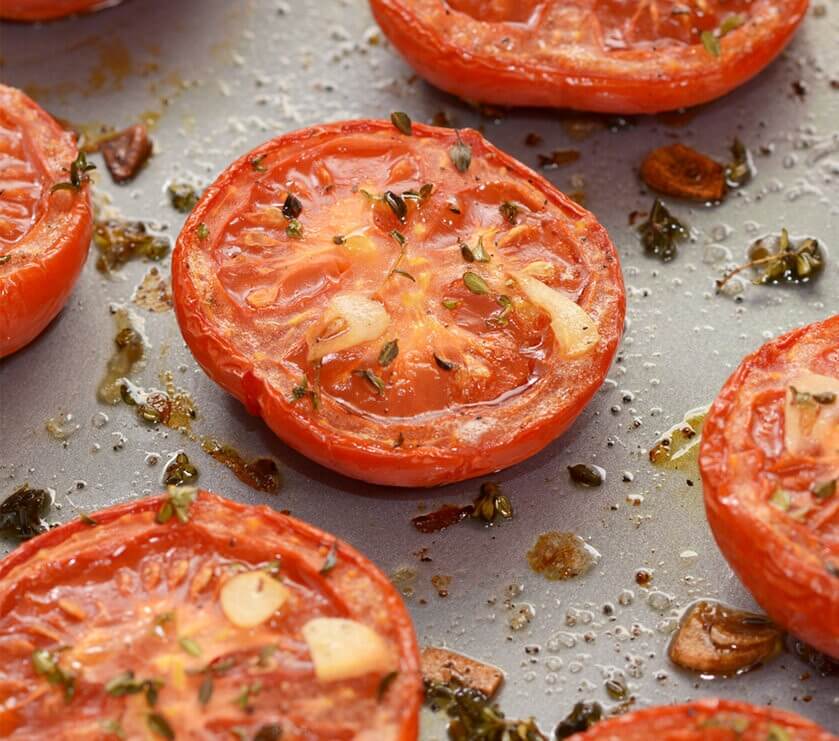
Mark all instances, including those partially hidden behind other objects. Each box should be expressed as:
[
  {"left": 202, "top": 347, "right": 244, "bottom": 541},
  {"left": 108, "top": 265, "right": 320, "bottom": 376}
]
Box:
[
  {"left": 0, "top": 85, "right": 92, "bottom": 357},
  {"left": 568, "top": 698, "right": 835, "bottom": 740},
  {"left": 700, "top": 316, "right": 839, "bottom": 659},
  {"left": 369, "top": 0, "right": 809, "bottom": 113},
  {"left": 0, "top": 489, "right": 422, "bottom": 739},
  {"left": 172, "top": 119, "right": 625, "bottom": 487},
  {"left": 0, "top": 0, "right": 119, "bottom": 21}
]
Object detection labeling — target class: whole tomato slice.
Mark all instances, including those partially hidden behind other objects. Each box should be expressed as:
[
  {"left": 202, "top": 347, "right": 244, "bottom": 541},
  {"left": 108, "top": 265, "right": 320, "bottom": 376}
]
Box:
[
  {"left": 172, "top": 119, "right": 625, "bottom": 487},
  {"left": 700, "top": 315, "right": 839, "bottom": 659},
  {"left": 369, "top": 0, "right": 809, "bottom": 113},
  {"left": 0, "top": 489, "right": 422, "bottom": 740},
  {"left": 567, "top": 698, "right": 835, "bottom": 740},
  {"left": 0, "top": 0, "right": 120, "bottom": 21},
  {"left": 0, "top": 85, "right": 92, "bottom": 357}
]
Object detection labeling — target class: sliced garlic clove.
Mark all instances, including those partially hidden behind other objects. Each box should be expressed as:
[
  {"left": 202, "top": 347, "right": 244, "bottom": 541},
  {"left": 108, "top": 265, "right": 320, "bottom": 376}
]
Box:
[
  {"left": 512, "top": 271, "right": 599, "bottom": 357},
  {"left": 302, "top": 617, "right": 394, "bottom": 682},
  {"left": 220, "top": 570, "right": 290, "bottom": 628},
  {"left": 307, "top": 293, "right": 390, "bottom": 362}
]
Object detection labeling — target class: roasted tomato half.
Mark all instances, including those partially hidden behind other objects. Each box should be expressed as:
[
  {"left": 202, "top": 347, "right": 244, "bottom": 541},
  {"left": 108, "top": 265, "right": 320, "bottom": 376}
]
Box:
[
  {"left": 172, "top": 119, "right": 625, "bottom": 487},
  {"left": 0, "top": 489, "right": 422, "bottom": 739},
  {"left": 369, "top": 0, "right": 809, "bottom": 114},
  {"left": 568, "top": 698, "right": 835, "bottom": 740},
  {"left": 0, "top": 84, "right": 92, "bottom": 357},
  {"left": 0, "top": 0, "right": 120, "bottom": 21},
  {"left": 700, "top": 315, "right": 839, "bottom": 659}
]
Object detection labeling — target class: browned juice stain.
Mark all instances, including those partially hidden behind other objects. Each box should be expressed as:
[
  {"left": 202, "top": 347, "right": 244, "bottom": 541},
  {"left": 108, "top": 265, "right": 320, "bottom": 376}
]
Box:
[
  {"left": 527, "top": 531, "right": 599, "bottom": 581},
  {"left": 200, "top": 438, "right": 282, "bottom": 494}
]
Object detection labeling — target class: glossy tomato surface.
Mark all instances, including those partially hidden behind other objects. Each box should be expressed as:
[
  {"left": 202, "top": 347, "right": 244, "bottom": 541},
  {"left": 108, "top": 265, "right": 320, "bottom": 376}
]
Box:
[
  {"left": 0, "top": 84, "right": 92, "bottom": 357},
  {"left": 172, "top": 119, "right": 625, "bottom": 487},
  {"left": 0, "top": 489, "right": 422, "bottom": 739},
  {"left": 0, "top": 0, "right": 120, "bottom": 21},
  {"left": 369, "top": 0, "right": 809, "bottom": 113},
  {"left": 569, "top": 698, "right": 836, "bottom": 740},
  {"left": 700, "top": 316, "right": 839, "bottom": 658}
]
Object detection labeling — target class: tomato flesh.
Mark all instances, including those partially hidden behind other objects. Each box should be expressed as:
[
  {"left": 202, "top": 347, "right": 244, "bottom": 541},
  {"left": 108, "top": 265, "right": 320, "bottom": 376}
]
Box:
[
  {"left": 0, "top": 491, "right": 421, "bottom": 739},
  {"left": 173, "top": 121, "right": 625, "bottom": 486},
  {"left": 0, "top": 85, "right": 92, "bottom": 358},
  {"left": 700, "top": 316, "right": 839, "bottom": 659},
  {"left": 570, "top": 698, "right": 835, "bottom": 740},
  {"left": 370, "top": 0, "right": 809, "bottom": 112},
  {"left": 0, "top": 0, "right": 119, "bottom": 21}
]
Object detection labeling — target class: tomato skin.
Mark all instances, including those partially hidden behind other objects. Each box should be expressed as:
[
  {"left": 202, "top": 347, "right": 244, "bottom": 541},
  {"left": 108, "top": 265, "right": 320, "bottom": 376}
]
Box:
[
  {"left": 0, "top": 490, "right": 422, "bottom": 740},
  {"left": 0, "top": 85, "right": 92, "bottom": 358},
  {"left": 700, "top": 316, "right": 839, "bottom": 659},
  {"left": 568, "top": 698, "right": 836, "bottom": 740},
  {"left": 0, "top": 0, "right": 119, "bottom": 21},
  {"left": 369, "top": 0, "right": 809, "bottom": 114},
  {"left": 172, "top": 120, "right": 625, "bottom": 487}
]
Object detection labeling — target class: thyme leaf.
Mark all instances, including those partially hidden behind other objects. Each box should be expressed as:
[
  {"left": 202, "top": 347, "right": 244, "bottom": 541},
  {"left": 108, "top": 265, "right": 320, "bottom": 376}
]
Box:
[
  {"left": 499, "top": 201, "right": 519, "bottom": 224},
  {"left": 285, "top": 218, "right": 303, "bottom": 239},
  {"left": 701, "top": 30, "right": 721, "bottom": 57},
  {"left": 251, "top": 154, "right": 267, "bottom": 173},
  {"left": 390, "top": 111, "right": 413, "bottom": 135},
  {"left": 463, "top": 271, "right": 489, "bottom": 295},
  {"left": 638, "top": 198, "right": 688, "bottom": 262},
  {"left": 282, "top": 193, "right": 303, "bottom": 219},
  {"left": 319, "top": 541, "right": 338, "bottom": 574},
  {"left": 384, "top": 191, "right": 407, "bottom": 221},
  {"left": 471, "top": 482, "right": 513, "bottom": 524},
  {"left": 379, "top": 339, "right": 399, "bottom": 367},
  {"left": 353, "top": 369, "right": 386, "bottom": 395},
  {"left": 32, "top": 649, "right": 75, "bottom": 703},
  {"left": 51, "top": 151, "right": 96, "bottom": 193},
  {"left": 449, "top": 131, "right": 472, "bottom": 173}
]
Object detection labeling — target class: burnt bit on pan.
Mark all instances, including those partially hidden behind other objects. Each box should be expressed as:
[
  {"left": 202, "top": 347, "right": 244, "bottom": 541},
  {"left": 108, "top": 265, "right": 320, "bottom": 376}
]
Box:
[
  {"left": 101, "top": 124, "right": 153, "bottom": 183},
  {"left": 0, "top": 484, "right": 51, "bottom": 540},
  {"left": 640, "top": 144, "right": 726, "bottom": 202}
]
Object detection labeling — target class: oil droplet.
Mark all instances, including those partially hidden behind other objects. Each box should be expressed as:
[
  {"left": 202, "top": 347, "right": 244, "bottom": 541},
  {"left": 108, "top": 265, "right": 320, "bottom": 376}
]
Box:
[
  {"left": 648, "top": 405, "right": 709, "bottom": 473},
  {"left": 527, "top": 532, "right": 600, "bottom": 581},
  {"left": 45, "top": 412, "right": 80, "bottom": 441},
  {"left": 97, "top": 306, "right": 146, "bottom": 405}
]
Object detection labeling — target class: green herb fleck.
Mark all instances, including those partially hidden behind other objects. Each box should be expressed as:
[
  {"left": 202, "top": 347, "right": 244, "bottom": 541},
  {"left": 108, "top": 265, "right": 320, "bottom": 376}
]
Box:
[
  {"left": 813, "top": 479, "right": 836, "bottom": 501},
  {"left": 390, "top": 229, "right": 406, "bottom": 246},
  {"left": 179, "top": 636, "right": 202, "bottom": 657},
  {"left": 638, "top": 199, "right": 688, "bottom": 262},
  {"left": 392, "top": 268, "right": 415, "bottom": 282},
  {"left": 196, "top": 223, "right": 209, "bottom": 241},
  {"left": 353, "top": 369, "right": 386, "bottom": 395},
  {"left": 471, "top": 481, "right": 513, "bottom": 524},
  {"left": 291, "top": 376, "right": 319, "bottom": 410},
  {"left": 767, "top": 725, "right": 792, "bottom": 741},
  {"left": 32, "top": 649, "right": 75, "bottom": 703},
  {"left": 434, "top": 354, "right": 455, "bottom": 371},
  {"left": 701, "top": 30, "right": 720, "bottom": 57},
  {"left": 51, "top": 151, "right": 96, "bottom": 193},
  {"left": 500, "top": 201, "right": 519, "bottom": 224},
  {"left": 379, "top": 339, "right": 399, "bottom": 367},
  {"left": 461, "top": 235, "right": 490, "bottom": 263},
  {"left": 286, "top": 218, "right": 303, "bottom": 239},
  {"left": 377, "top": 671, "right": 398, "bottom": 701},
  {"left": 567, "top": 464, "right": 603, "bottom": 487},
  {"left": 384, "top": 191, "right": 407, "bottom": 221},
  {"left": 770, "top": 489, "right": 792, "bottom": 512},
  {"left": 251, "top": 154, "right": 267, "bottom": 173},
  {"left": 99, "top": 719, "right": 126, "bottom": 738},
  {"left": 390, "top": 111, "right": 413, "bottom": 136},
  {"left": 449, "top": 132, "right": 472, "bottom": 173},
  {"left": 463, "top": 271, "right": 489, "bottom": 295},
  {"left": 320, "top": 541, "right": 338, "bottom": 574},
  {"left": 156, "top": 485, "right": 197, "bottom": 525},
  {"left": 488, "top": 294, "right": 513, "bottom": 327},
  {"left": 720, "top": 13, "right": 745, "bottom": 36},
  {"left": 167, "top": 182, "right": 200, "bottom": 213},
  {"left": 79, "top": 512, "right": 98, "bottom": 526},
  {"left": 441, "top": 298, "right": 460, "bottom": 310},
  {"left": 724, "top": 137, "right": 753, "bottom": 188},
  {"left": 147, "top": 712, "right": 174, "bottom": 740},
  {"left": 198, "top": 674, "right": 213, "bottom": 707},
  {"left": 234, "top": 681, "right": 262, "bottom": 710},
  {"left": 163, "top": 452, "right": 198, "bottom": 487}
]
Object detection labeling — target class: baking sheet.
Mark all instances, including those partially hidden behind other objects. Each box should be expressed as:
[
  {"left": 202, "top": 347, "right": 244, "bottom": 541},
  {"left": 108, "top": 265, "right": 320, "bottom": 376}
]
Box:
[{"left": 1, "top": 0, "right": 837, "bottom": 735}]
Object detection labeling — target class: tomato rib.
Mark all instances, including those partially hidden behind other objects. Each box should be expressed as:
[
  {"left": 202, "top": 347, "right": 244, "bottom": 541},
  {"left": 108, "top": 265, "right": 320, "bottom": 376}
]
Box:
[
  {"left": 369, "top": 0, "right": 809, "bottom": 113},
  {"left": 700, "top": 315, "right": 839, "bottom": 659},
  {"left": 0, "top": 489, "right": 422, "bottom": 739},
  {"left": 172, "top": 120, "right": 625, "bottom": 487},
  {"left": 568, "top": 698, "right": 835, "bottom": 740},
  {"left": 0, "top": 85, "right": 92, "bottom": 358}
]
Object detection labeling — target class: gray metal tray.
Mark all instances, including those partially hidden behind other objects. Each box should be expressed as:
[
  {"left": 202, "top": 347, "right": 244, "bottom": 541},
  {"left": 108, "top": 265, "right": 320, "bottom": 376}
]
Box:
[{"left": 1, "top": 1, "right": 837, "bottom": 736}]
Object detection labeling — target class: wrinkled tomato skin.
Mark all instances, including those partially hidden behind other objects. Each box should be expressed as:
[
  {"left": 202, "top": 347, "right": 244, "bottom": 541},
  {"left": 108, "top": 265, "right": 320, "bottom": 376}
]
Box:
[
  {"left": 0, "top": 85, "right": 92, "bottom": 358},
  {"left": 369, "top": 0, "right": 809, "bottom": 113},
  {"left": 172, "top": 120, "right": 625, "bottom": 488},
  {"left": 0, "top": 490, "right": 422, "bottom": 740},
  {"left": 700, "top": 316, "right": 839, "bottom": 659},
  {"left": 0, "top": 0, "right": 119, "bottom": 21},
  {"left": 568, "top": 698, "right": 835, "bottom": 740}
]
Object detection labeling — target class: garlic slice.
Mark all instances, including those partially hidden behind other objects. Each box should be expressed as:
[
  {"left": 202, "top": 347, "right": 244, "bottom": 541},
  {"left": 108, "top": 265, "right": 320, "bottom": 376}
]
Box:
[
  {"left": 302, "top": 617, "right": 394, "bottom": 682},
  {"left": 307, "top": 293, "right": 390, "bottom": 362},
  {"left": 512, "top": 272, "right": 599, "bottom": 357},
  {"left": 220, "top": 571, "right": 290, "bottom": 628},
  {"left": 784, "top": 372, "right": 839, "bottom": 457}
]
